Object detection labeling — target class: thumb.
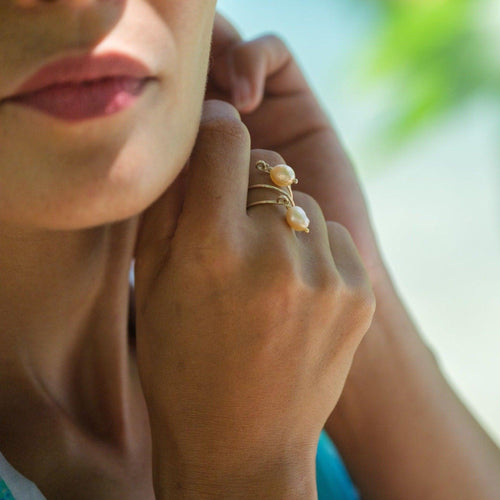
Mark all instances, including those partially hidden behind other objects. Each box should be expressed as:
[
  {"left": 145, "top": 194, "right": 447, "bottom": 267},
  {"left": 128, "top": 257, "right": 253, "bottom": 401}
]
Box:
[
  {"left": 134, "top": 167, "right": 187, "bottom": 297},
  {"left": 207, "top": 13, "right": 242, "bottom": 95}
]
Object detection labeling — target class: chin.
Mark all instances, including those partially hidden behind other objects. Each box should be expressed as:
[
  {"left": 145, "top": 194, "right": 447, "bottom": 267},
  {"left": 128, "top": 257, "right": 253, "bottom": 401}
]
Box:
[
  {"left": 55, "top": 159, "right": 186, "bottom": 230},
  {"left": 0, "top": 145, "right": 189, "bottom": 231},
  {"left": 0, "top": 77, "right": 204, "bottom": 231}
]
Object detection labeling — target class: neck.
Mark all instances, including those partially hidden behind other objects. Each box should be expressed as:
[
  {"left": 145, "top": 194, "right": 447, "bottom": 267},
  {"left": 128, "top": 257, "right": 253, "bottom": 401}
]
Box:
[{"left": 0, "top": 217, "right": 140, "bottom": 446}]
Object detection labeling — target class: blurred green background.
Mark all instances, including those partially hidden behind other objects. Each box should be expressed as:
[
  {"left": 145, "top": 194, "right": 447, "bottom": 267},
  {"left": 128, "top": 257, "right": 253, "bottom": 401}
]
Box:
[
  {"left": 218, "top": 0, "right": 500, "bottom": 444},
  {"left": 360, "top": 0, "right": 500, "bottom": 145}
]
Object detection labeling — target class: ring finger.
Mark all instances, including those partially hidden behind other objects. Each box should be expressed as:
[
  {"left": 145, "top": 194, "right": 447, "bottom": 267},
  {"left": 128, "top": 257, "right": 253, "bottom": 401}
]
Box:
[{"left": 247, "top": 149, "right": 334, "bottom": 267}]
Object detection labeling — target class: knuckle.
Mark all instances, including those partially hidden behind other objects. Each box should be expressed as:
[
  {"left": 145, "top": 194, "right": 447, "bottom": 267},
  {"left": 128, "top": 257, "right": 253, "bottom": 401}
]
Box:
[
  {"left": 261, "top": 33, "right": 290, "bottom": 53},
  {"left": 354, "top": 283, "right": 376, "bottom": 319},
  {"left": 317, "top": 267, "right": 342, "bottom": 296},
  {"left": 267, "top": 256, "right": 302, "bottom": 294},
  {"left": 293, "top": 191, "right": 321, "bottom": 213},
  {"left": 343, "top": 281, "right": 376, "bottom": 335},
  {"left": 251, "top": 149, "right": 286, "bottom": 168},
  {"left": 232, "top": 40, "right": 254, "bottom": 60},
  {"left": 327, "top": 284, "right": 347, "bottom": 317},
  {"left": 319, "top": 272, "right": 375, "bottom": 349},
  {"left": 340, "top": 259, "right": 373, "bottom": 304},
  {"left": 284, "top": 266, "right": 342, "bottom": 312},
  {"left": 201, "top": 99, "right": 240, "bottom": 121},
  {"left": 326, "top": 220, "right": 350, "bottom": 240},
  {"left": 256, "top": 248, "right": 304, "bottom": 300},
  {"left": 266, "top": 274, "right": 304, "bottom": 318},
  {"left": 174, "top": 230, "right": 247, "bottom": 284},
  {"left": 201, "top": 116, "right": 249, "bottom": 145},
  {"left": 199, "top": 100, "right": 249, "bottom": 143},
  {"left": 184, "top": 243, "right": 245, "bottom": 286}
]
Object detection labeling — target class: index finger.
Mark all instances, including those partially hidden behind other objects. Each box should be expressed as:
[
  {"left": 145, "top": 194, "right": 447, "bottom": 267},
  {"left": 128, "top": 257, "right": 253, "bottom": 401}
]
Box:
[{"left": 180, "top": 100, "right": 251, "bottom": 235}]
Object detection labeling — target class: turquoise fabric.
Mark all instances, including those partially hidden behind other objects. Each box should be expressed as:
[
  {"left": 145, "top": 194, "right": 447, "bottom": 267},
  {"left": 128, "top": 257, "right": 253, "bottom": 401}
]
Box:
[
  {"left": 0, "top": 478, "right": 15, "bottom": 500},
  {"left": 316, "top": 430, "right": 360, "bottom": 500},
  {"left": 0, "top": 452, "right": 45, "bottom": 500}
]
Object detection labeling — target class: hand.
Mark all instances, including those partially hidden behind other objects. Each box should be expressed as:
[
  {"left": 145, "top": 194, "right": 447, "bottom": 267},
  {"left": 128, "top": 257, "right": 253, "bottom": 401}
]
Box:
[
  {"left": 208, "top": 13, "right": 386, "bottom": 287},
  {"left": 208, "top": 17, "right": 500, "bottom": 500},
  {"left": 133, "top": 100, "right": 375, "bottom": 498}
]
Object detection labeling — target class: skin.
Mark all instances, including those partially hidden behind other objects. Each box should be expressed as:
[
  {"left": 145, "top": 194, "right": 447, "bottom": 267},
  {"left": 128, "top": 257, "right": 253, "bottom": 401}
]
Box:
[
  {"left": 1, "top": 1, "right": 497, "bottom": 498},
  {"left": 0, "top": 1, "right": 217, "bottom": 498},
  {"left": 0, "top": 3, "right": 375, "bottom": 500},
  {"left": 209, "top": 13, "right": 500, "bottom": 500},
  {"left": 134, "top": 101, "right": 374, "bottom": 498}
]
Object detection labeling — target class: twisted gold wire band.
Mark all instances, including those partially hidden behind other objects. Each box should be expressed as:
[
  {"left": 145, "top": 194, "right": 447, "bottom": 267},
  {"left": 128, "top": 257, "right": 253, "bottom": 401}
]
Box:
[
  {"left": 246, "top": 199, "right": 289, "bottom": 209},
  {"left": 246, "top": 161, "right": 310, "bottom": 233},
  {"left": 248, "top": 183, "right": 292, "bottom": 200}
]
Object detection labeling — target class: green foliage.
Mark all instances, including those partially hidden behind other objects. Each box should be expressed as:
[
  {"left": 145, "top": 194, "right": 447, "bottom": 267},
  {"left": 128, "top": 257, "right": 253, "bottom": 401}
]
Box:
[{"left": 363, "top": 0, "right": 500, "bottom": 143}]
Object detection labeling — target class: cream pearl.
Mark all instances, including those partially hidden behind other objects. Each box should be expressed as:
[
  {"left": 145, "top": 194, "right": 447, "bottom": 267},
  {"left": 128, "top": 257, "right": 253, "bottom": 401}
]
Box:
[
  {"left": 286, "top": 206, "right": 310, "bottom": 232},
  {"left": 270, "top": 164, "right": 297, "bottom": 187}
]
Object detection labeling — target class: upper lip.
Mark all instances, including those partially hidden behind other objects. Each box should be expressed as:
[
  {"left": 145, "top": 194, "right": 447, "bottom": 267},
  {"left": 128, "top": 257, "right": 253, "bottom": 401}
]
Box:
[{"left": 6, "top": 52, "right": 154, "bottom": 99}]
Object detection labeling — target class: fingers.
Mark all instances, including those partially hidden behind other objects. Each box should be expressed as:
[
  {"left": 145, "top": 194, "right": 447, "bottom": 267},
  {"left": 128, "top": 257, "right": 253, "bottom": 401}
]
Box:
[
  {"left": 211, "top": 32, "right": 310, "bottom": 113},
  {"left": 245, "top": 150, "right": 317, "bottom": 236},
  {"left": 326, "top": 221, "right": 371, "bottom": 292},
  {"left": 134, "top": 169, "right": 187, "bottom": 295},
  {"left": 136, "top": 100, "right": 250, "bottom": 296},
  {"left": 180, "top": 100, "right": 251, "bottom": 233},
  {"left": 211, "top": 12, "right": 242, "bottom": 59},
  {"left": 247, "top": 150, "right": 334, "bottom": 273},
  {"left": 233, "top": 35, "right": 310, "bottom": 110},
  {"left": 136, "top": 92, "right": 372, "bottom": 316},
  {"left": 207, "top": 12, "right": 242, "bottom": 101},
  {"left": 325, "top": 221, "right": 376, "bottom": 348}
]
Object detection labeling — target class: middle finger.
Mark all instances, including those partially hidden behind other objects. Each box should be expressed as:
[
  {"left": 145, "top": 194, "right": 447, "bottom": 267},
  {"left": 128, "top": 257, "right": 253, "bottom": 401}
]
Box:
[{"left": 247, "top": 149, "right": 333, "bottom": 265}]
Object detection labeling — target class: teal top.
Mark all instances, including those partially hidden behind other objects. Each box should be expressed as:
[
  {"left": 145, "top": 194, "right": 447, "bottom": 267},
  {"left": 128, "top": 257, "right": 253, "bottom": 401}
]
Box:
[
  {"left": 0, "top": 453, "right": 45, "bottom": 500},
  {"left": 0, "top": 430, "right": 358, "bottom": 499},
  {"left": 316, "top": 430, "right": 359, "bottom": 500}
]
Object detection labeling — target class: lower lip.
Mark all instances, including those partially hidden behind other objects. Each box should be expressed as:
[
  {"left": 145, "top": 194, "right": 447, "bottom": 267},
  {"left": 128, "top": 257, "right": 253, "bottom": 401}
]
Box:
[{"left": 7, "top": 77, "right": 153, "bottom": 122}]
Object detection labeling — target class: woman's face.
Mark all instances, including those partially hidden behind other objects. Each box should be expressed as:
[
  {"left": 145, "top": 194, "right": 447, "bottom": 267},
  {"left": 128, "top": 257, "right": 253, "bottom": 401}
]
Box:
[{"left": 0, "top": 0, "right": 217, "bottom": 230}]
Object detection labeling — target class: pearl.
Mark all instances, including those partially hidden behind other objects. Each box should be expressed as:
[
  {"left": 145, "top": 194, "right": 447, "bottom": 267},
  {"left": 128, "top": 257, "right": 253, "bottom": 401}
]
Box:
[
  {"left": 270, "top": 164, "right": 297, "bottom": 187},
  {"left": 286, "top": 206, "right": 310, "bottom": 232}
]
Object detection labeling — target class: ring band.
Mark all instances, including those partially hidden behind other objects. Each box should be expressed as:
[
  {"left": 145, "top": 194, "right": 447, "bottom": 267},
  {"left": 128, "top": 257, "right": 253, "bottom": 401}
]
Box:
[{"left": 247, "top": 160, "right": 310, "bottom": 233}]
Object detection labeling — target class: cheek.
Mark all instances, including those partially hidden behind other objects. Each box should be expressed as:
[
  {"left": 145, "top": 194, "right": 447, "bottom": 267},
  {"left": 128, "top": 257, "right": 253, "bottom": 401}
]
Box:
[
  {"left": 0, "top": 2, "right": 216, "bottom": 230},
  {"left": 0, "top": 79, "right": 201, "bottom": 230},
  {"left": 167, "top": 0, "right": 216, "bottom": 105}
]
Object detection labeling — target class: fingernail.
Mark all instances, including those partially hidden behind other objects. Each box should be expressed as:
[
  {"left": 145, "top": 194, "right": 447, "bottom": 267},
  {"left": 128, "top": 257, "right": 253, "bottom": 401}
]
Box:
[{"left": 232, "top": 77, "right": 253, "bottom": 111}]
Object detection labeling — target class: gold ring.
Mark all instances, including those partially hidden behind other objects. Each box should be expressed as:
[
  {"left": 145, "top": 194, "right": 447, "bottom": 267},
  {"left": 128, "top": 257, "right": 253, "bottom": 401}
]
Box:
[{"left": 247, "top": 160, "right": 310, "bottom": 233}]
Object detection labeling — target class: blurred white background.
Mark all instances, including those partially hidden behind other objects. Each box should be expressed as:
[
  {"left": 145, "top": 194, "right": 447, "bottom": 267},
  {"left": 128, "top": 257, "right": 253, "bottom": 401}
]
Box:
[{"left": 218, "top": 0, "right": 500, "bottom": 445}]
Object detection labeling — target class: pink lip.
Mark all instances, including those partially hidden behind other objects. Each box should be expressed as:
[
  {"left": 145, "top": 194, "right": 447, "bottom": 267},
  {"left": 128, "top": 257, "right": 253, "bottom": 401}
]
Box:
[
  {"left": 13, "top": 52, "right": 154, "bottom": 96},
  {"left": 3, "top": 52, "right": 157, "bottom": 122}
]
